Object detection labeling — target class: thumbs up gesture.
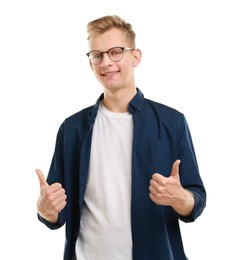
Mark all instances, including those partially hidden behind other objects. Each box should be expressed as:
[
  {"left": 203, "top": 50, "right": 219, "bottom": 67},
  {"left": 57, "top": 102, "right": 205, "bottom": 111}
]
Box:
[
  {"left": 149, "top": 160, "right": 194, "bottom": 216},
  {"left": 36, "top": 169, "right": 67, "bottom": 223}
]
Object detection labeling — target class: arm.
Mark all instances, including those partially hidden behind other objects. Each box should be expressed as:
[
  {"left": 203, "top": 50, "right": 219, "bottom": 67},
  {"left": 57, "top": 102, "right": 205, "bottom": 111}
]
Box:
[{"left": 149, "top": 114, "right": 206, "bottom": 220}]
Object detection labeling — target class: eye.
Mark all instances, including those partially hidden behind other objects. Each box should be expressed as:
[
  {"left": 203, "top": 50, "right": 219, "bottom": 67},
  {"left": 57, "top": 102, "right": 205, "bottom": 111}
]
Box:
[
  {"left": 92, "top": 52, "right": 102, "bottom": 60},
  {"left": 109, "top": 48, "right": 122, "bottom": 56}
]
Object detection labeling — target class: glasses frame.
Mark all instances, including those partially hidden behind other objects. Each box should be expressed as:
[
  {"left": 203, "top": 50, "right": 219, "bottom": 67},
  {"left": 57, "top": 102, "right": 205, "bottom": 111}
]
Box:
[{"left": 86, "top": 47, "right": 135, "bottom": 65}]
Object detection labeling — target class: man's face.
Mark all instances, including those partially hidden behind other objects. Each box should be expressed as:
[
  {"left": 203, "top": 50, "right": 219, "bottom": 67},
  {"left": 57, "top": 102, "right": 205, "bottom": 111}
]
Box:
[{"left": 88, "top": 28, "right": 140, "bottom": 92}]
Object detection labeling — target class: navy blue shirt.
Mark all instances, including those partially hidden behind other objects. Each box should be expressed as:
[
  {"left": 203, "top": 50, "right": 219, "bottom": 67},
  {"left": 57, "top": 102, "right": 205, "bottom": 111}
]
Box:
[{"left": 39, "top": 89, "right": 206, "bottom": 260}]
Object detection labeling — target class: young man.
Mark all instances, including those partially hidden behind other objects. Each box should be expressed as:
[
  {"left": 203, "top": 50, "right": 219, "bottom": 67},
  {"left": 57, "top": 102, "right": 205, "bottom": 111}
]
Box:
[{"left": 36, "top": 15, "right": 206, "bottom": 260}]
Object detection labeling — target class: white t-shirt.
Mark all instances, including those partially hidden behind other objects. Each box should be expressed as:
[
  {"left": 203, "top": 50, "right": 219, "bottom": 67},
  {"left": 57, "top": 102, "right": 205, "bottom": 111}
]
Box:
[{"left": 75, "top": 102, "right": 133, "bottom": 260}]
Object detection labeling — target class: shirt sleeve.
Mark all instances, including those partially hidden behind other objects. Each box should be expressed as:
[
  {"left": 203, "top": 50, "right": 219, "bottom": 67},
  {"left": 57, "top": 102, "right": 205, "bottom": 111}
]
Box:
[{"left": 175, "top": 114, "right": 206, "bottom": 222}]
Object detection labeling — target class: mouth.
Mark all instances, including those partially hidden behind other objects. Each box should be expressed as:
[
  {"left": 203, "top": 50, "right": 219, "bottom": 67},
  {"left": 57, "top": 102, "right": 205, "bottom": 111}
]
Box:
[{"left": 101, "top": 70, "right": 119, "bottom": 78}]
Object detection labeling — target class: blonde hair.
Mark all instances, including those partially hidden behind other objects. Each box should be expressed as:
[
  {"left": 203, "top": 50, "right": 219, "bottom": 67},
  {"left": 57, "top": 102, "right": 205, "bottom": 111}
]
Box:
[{"left": 87, "top": 15, "right": 136, "bottom": 48}]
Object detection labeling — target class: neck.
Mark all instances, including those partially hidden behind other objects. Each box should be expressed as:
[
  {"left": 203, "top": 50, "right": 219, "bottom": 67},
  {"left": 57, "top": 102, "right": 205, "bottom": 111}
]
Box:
[{"left": 103, "top": 87, "right": 137, "bottom": 113}]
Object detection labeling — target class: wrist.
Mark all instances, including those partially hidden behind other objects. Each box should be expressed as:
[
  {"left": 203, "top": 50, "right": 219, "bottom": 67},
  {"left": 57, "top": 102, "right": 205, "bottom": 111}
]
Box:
[{"left": 173, "top": 190, "right": 194, "bottom": 216}]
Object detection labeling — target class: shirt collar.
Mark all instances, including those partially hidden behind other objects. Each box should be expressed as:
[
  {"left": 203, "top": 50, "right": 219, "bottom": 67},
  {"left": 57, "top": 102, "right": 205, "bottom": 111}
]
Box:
[
  {"left": 128, "top": 88, "right": 144, "bottom": 114},
  {"left": 87, "top": 88, "right": 144, "bottom": 125}
]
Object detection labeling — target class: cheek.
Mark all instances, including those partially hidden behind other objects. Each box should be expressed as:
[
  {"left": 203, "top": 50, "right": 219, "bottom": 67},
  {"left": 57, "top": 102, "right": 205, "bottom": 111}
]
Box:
[
  {"left": 92, "top": 66, "right": 100, "bottom": 76},
  {"left": 123, "top": 65, "right": 134, "bottom": 78},
  {"left": 120, "top": 59, "right": 133, "bottom": 73}
]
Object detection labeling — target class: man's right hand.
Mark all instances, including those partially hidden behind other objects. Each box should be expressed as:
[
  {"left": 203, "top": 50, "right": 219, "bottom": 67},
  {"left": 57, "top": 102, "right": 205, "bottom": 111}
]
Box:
[{"left": 36, "top": 169, "right": 67, "bottom": 223}]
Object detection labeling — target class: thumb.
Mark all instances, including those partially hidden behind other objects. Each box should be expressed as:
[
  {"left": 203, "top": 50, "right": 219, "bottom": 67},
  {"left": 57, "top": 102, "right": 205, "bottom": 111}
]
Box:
[
  {"left": 170, "top": 159, "right": 181, "bottom": 178},
  {"left": 35, "top": 168, "right": 48, "bottom": 188}
]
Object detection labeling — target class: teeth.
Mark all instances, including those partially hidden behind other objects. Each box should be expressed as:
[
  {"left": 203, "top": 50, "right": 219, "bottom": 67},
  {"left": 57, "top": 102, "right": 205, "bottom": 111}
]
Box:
[{"left": 104, "top": 72, "right": 116, "bottom": 76}]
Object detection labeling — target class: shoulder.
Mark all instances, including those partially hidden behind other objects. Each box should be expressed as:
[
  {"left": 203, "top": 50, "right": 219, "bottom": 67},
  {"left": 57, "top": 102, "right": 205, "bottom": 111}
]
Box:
[
  {"left": 58, "top": 105, "right": 95, "bottom": 131},
  {"left": 144, "top": 98, "right": 184, "bottom": 119},
  {"left": 62, "top": 93, "right": 103, "bottom": 127},
  {"left": 66, "top": 105, "right": 93, "bottom": 121},
  {"left": 142, "top": 98, "right": 191, "bottom": 134}
]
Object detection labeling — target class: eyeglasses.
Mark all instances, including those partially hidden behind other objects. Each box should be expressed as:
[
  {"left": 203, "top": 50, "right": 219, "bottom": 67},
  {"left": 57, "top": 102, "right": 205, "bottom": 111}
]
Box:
[{"left": 86, "top": 47, "right": 135, "bottom": 65}]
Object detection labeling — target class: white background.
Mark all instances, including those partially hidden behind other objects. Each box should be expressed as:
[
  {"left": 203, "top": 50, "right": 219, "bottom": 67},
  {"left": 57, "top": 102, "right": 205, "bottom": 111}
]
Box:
[{"left": 0, "top": 0, "right": 241, "bottom": 259}]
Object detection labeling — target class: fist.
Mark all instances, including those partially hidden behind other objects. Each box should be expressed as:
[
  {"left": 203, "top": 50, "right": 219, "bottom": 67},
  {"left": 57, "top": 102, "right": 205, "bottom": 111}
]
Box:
[{"left": 36, "top": 169, "right": 67, "bottom": 218}]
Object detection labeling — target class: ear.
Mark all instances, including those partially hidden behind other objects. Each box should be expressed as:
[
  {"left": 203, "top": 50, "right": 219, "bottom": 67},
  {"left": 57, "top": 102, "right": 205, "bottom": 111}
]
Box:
[{"left": 132, "top": 48, "right": 142, "bottom": 67}]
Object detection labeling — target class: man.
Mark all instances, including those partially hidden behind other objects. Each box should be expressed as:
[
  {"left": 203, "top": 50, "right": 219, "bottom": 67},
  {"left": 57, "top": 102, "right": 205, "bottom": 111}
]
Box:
[{"left": 36, "top": 15, "right": 206, "bottom": 260}]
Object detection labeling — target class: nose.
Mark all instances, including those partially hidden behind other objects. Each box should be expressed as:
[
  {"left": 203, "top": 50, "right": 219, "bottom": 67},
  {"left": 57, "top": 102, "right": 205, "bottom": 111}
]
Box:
[{"left": 100, "top": 52, "right": 112, "bottom": 67}]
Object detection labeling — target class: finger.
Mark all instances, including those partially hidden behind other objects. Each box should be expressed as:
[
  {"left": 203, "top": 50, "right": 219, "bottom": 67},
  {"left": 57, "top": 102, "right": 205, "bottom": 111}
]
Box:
[
  {"left": 55, "top": 200, "right": 67, "bottom": 213},
  {"left": 47, "top": 193, "right": 67, "bottom": 213},
  {"left": 149, "top": 184, "right": 160, "bottom": 195},
  {"left": 150, "top": 178, "right": 161, "bottom": 190},
  {"left": 149, "top": 192, "right": 160, "bottom": 205},
  {"left": 50, "top": 183, "right": 65, "bottom": 195},
  {"left": 35, "top": 168, "right": 48, "bottom": 188},
  {"left": 170, "top": 159, "right": 181, "bottom": 178},
  {"left": 152, "top": 173, "right": 166, "bottom": 184}
]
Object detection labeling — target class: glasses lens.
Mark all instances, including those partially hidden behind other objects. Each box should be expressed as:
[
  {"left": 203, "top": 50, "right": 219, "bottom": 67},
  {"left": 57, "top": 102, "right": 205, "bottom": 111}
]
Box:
[
  {"left": 108, "top": 47, "right": 123, "bottom": 62},
  {"left": 89, "top": 51, "right": 102, "bottom": 64}
]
